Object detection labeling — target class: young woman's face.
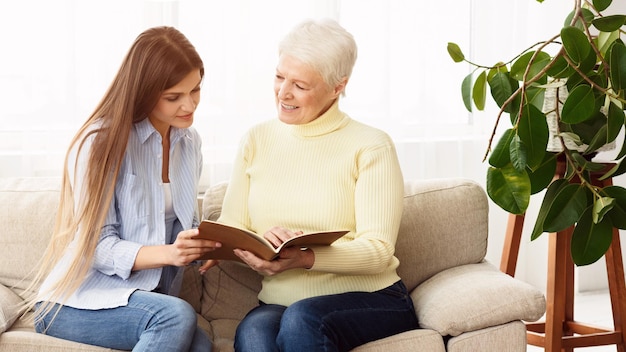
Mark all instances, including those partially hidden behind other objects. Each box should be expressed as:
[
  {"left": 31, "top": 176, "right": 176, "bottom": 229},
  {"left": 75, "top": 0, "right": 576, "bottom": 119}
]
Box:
[
  {"left": 149, "top": 69, "right": 202, "bottom": 136},
  {"left": 274, "top": 55, "right": 343, "bottom": 125}
]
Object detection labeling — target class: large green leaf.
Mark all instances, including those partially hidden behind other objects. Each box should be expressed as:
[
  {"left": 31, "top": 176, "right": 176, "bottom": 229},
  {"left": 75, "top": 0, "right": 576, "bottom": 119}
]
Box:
[
  {"left": 593, "top": 0, "right": 612, "bottom": 12},
  {"left": 489, "top": 128, "right": 514, "bottom": 167},
  {"left": 511, "top": 51, "right": 550, "bottom": 81},
  {"left": 585, "top": 125, "right": 609, "bottom": 154},
  {"left": 593, "top": 196, "right": 615, "bottom": 224},
  {"left": 528, "top": 152, "right": 558, "bottom": 194},
  {"left": 489, "top": 72, "right": 517, "bottom": 114},
  {"left": 579, "top": 43, "right": 601, "bottom": 75},
  {"left": 603, "top": 186, "right": 626, "bottom": 229},
  {"left": 593, "top": 15, "right": 626, "bottom": 32},
  {"left": 546, "top": 55, "right": 576, "bottom": 78},
  {"left": 564, "top": 9, "right": 595, "bottom": 30},
  {"left": 600, "top": 156, "right": 626, "bottom": 181},
  {"left": 580, "top": 100, "right": 622, "bottom": 154},
  {"left": 531, "top": 179, "right": 569, "bottom": 240},
  {"left": 486, "top": 165, "right": 531, "bottom": 215},
  {"left": 461, "top": 73, "right": 473, "bottom": 112},
  {"left": 517, "top": 104, "right": 548, "bottom": 170},
  {"left": 567, "top": 110, "right": 608, "bottom": 145},
  {"left": 609, "top": 41, "right": 626, "bottom": 90},
  {"left": 473, "top": 71, "right": 487, "bottom": 111},
  {"left": 571, "top": 206, "right": 614, "bottom": 266},
  {"left": 543, "top": 183, "right": 589, "bottom": 232},
  {"left": 597, "top": 30, "right": 620, "bottom": 57},
  {"left": 561, "top": 26, "right": 591, "bottom": 65},
  {"left": 561, "top": 85, "right": 596, "bottom": 123},
  {"left": 447, "top": 42, "right": 465, "bottom": 62},
  {"left": 526, "top": 85, "right": 547, "bottom": 111}
]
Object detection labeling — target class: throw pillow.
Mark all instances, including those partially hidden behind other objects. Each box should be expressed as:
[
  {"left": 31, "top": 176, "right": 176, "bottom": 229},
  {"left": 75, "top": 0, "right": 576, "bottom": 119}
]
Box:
[
  {"left": 411, "top": 261, "right": 546, "bottom": 336},
  {"left": 0, "top": 284, "right": 24, "bottom": 333}
]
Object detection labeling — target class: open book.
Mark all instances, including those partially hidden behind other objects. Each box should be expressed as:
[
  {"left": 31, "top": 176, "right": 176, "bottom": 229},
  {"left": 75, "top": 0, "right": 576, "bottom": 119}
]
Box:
[{"left": 196, "top": 220, "right": 349, "bottom": 262}]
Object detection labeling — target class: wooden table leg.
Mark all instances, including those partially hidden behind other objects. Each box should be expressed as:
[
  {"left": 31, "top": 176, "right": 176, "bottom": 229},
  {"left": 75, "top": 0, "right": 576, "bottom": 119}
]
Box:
[
  {"left": 606, "top": 228, "right": 626, "bottom": 352},
  {"left": 500, "top": 213, "right": 525, "bottom": 276},
  {"left": 544, "top": 227, "right": 571, "bottom": 351}
]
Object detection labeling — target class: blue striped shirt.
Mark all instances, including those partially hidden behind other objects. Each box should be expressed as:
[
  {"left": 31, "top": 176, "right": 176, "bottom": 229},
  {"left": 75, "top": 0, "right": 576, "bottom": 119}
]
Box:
[{"left": 38, "top": 118, "right": 203, "bottom": 309}]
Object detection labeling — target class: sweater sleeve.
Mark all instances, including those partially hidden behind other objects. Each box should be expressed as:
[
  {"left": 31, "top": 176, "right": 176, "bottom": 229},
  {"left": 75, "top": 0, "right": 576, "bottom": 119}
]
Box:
[
  {"left": 310, "top": 136, "right": 404, "bottom": 275},
  {"left": 218, "top": 131, "right": 252, "bottom": 229}
]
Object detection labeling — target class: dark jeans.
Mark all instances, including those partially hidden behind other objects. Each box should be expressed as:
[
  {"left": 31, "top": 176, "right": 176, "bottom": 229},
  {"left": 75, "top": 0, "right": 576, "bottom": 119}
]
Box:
[{"left": 234, "top": 280, "right": 419, "bottom": 352}]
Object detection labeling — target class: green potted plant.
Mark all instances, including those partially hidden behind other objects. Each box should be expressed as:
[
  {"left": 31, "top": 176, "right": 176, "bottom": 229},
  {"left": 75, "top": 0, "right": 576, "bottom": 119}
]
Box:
[{"left": 447, "top": 0, "right": 626, "bottom": 266}]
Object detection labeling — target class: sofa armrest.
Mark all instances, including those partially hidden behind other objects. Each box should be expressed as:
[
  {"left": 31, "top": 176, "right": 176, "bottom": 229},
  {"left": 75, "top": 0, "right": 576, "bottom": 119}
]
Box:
[
  {"left": 410, "top": 261, "right": 545, "bottom": 337},
  {"left": 0, "top": 284, "right": 24, "bottom": 334}
]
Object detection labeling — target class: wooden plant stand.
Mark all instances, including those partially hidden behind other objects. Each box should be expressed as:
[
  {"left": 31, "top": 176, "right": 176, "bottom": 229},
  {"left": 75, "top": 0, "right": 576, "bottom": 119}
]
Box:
[{"left": 500, "top": 159, "right": 626, "bottom": 351}]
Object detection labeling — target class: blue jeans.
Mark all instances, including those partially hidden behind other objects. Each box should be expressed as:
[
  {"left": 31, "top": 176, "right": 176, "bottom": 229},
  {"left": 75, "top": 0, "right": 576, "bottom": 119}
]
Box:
[
  {"left": 234, "top": 280, "right": 419, "bottom": 352},
  {"left": 35, "top": 290, "right": 212, "bottom": 352}
]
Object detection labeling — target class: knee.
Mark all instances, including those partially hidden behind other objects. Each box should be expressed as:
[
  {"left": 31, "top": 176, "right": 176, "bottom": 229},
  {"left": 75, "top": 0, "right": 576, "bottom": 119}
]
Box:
[
  {"left": 157, "top": 297, "right": 197, "bottom": 332},
  {"left": 172, "top": 299, "right": 197, "bottom": 324},
  {"left": 235, "top": 318, "right": 267, "bottom": 351},
  {"left": 280, "top": 301, "right": 319, "bottom": 333}
]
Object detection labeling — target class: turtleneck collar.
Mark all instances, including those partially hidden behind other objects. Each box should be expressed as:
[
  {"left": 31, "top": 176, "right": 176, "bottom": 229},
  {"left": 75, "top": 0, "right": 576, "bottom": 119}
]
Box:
[{"left": 288, "top": 100, "right": 350, "bottom": 138}]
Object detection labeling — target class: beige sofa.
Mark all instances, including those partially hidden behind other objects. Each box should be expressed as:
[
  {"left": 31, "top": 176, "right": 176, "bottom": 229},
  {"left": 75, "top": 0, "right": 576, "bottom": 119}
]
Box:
[{"left": 0, "top": 177, "right": 545, "bottom": 352}]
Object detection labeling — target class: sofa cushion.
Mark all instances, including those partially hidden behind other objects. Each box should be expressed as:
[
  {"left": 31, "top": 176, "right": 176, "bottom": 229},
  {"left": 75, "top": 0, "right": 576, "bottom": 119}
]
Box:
[
  {"left": 202, "top": 182, "right": 228, "bottom": 222},
  {"left": 200, "top": 261, "right": 261, "bottom": 321},
  {"left": 0, "top": 177, "right": 61, "bottom": 298},
  {"left": 446, "top": 321, "right": 528, "bottom": 352},
  {"left": 0, "top": 285, "right": 23, "bottom": 333},
  {"left": 396, "top": 179, "right": 488, "bottom": 291},
  {"left": 352, "top": 329, "right": 445, "bottom": 352},
  {"left": 411, "top": 261, "right": 546, "bottom": 336}
]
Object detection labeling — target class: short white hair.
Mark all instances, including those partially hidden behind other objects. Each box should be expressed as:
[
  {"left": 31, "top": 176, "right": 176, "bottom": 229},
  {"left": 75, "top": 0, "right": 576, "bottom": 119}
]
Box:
[{"left": 279, "top": 19, "right": 357, "bottom": 93}]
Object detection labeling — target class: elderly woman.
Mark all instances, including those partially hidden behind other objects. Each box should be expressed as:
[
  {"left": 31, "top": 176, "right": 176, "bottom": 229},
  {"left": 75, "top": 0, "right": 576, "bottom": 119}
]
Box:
[{"left": 204, "top": 18, "right": 419, "bottom": 351}]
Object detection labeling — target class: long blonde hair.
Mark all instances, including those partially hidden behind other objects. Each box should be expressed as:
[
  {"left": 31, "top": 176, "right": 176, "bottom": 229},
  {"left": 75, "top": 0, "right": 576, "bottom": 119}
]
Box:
[{"left": 28, "top": 26, "right": 204, "bottom": 321}]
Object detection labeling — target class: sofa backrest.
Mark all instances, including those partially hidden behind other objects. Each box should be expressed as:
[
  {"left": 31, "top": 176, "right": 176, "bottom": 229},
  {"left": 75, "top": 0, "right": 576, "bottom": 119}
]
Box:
[
  {"left": 0, "top": 177, "right": 62, "bottom": 298},
  {"left": 198, "top": 178, "right": 489, "bottom": 320},
  {"left": 396, "top": 178, "right": 488, "bottom": 291}
]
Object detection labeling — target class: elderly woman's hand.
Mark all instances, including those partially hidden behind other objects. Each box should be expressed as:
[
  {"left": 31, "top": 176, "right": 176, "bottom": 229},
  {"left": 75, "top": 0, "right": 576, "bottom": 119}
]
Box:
[
  {"left": 234, "top": 246, "right": 315, "bottom": 276},
  {"left": 262, "top": 226, "right": 303, "bottom": 247}
]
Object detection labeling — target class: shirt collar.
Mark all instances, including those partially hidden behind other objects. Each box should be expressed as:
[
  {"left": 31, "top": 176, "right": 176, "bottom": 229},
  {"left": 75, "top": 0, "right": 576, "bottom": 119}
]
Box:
[{"left": 135, "top": 118, "right": 189, "bottom": 144}]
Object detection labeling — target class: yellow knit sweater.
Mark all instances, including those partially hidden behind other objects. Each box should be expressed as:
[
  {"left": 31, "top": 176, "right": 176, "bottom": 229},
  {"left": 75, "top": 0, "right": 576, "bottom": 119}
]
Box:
[{"left": 218, "top": 101, "right": 404, "bottom": 306}]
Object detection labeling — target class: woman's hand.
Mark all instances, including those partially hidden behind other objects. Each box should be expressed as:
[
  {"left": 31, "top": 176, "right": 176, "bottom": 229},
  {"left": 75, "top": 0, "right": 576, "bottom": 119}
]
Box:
[
  {"left": 234, "top": 247, "right": 314, "bottom": 275},
  {"left": 263, "top": 226, "right": 303, "bottom": 248},
  {"left": 168, "top": 228, "right": 221, "bottom": 266},
  {"left": 133, "top": 228, "right": 220, "bottom": 271},
  {"left": 234, "top": 226, "right": 314, "bottom": 275}
]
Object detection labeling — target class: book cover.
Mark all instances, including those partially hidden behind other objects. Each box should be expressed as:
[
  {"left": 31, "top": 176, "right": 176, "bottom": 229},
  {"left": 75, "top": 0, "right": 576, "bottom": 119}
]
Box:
[{"left": 196, "top": 220, "right": 348, "bottom": 262}]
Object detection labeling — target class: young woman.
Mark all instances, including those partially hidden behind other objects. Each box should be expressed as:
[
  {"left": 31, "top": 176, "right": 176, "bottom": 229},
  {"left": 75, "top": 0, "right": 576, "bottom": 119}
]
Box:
[
  {"left": 31, "top": 26, "right": 219, "bottom": 352},
  {"left": 202, "top": 19, "right": 419, "bottom": 352}
]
